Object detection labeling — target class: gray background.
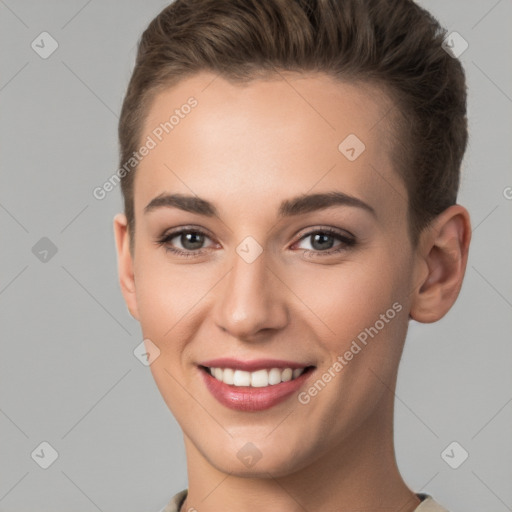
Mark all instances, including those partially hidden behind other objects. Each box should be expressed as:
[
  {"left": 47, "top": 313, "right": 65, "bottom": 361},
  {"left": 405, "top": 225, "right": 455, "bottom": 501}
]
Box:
[{"left": 1, "top": 1, "right": 511, "bottom": 511}]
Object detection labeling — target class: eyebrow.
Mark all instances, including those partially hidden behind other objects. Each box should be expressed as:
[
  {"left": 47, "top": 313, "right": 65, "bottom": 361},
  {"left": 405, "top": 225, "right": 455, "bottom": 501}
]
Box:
[{"left": 144, "top": 191, "right": 376, "bottom": 218}]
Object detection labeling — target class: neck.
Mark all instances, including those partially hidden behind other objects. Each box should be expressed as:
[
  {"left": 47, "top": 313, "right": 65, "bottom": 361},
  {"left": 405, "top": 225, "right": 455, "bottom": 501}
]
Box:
[{"left": 180, "top": 390, "right": 419, "bottom": 512}]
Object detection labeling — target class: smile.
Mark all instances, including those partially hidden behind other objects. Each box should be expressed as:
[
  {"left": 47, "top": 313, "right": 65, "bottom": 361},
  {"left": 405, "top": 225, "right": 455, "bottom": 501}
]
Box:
[{"left": 198, "top": 359, "right": 316, "bottom": 412}]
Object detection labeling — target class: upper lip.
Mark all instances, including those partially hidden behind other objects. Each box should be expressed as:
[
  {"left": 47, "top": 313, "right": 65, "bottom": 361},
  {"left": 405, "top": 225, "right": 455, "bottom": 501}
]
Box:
[{"left": 199, "top": 358, "right": 314, "bottom": 372}]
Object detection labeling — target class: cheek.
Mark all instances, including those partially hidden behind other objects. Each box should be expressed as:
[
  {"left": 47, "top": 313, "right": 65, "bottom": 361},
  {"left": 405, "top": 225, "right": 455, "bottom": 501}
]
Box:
[
  {"left": 132, "top": 254, "right": 204, "bottom": 413},
  {"left": 291, "top": 260, "right": 410, "bottom": 440},
  {"left": 291, "top": 251, "right": 409, "bottom": 346},
  {"left": 133, "top": 247, "right": 200, "bottom": 337},
  {"left": 132, "top": 250, "right": 218, "bottom": 397}
]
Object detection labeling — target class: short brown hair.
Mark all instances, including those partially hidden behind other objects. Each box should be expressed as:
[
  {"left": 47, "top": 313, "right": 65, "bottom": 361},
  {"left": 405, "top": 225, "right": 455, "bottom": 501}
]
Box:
[{"left": 118, "top": 0, "right": 467, "bottom": 249}]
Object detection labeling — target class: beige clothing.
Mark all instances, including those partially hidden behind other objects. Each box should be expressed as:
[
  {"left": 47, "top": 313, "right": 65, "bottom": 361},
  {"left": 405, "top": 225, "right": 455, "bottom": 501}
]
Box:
[{"left": 160, "top": 490, "right": 449, "bottom": 511}]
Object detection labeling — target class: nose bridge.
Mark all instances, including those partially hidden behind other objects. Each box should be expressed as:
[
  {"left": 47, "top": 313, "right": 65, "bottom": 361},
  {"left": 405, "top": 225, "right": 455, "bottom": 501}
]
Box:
[{"left": 213, "top": 244, "right": 287, "bottom": 339}]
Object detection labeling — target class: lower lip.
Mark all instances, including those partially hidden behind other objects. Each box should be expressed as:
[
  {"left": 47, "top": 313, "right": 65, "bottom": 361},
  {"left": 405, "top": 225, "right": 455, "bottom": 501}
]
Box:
[{"left": 200, "top": 367, "right": 314, "bottom": 412}]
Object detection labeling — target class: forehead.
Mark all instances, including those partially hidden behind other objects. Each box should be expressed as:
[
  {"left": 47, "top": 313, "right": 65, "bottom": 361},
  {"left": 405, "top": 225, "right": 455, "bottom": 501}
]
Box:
[{"left": 134, "top": 71, "right": 407, "bottom": 225}]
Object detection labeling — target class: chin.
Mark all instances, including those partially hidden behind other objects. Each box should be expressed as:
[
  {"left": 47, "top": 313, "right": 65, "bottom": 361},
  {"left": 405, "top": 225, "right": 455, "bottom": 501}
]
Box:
[{"left": 199, "top": 435, "right": 315, "bottom": 478}]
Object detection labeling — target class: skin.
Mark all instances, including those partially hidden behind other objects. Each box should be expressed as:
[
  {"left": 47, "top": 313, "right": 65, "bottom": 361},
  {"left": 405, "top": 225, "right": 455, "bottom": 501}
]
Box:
[{"left": 114, "top": 71, "right": 471, "bottom": 512}]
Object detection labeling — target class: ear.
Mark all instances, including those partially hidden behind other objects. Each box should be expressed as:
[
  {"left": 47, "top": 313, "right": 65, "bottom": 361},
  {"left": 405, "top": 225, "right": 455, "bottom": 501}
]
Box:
[
  {"left": 410, "top": 205, "right": 471, "bottom": 323},
  {"left": 113, "top": 213, "right": 140, "bottom": 321}
]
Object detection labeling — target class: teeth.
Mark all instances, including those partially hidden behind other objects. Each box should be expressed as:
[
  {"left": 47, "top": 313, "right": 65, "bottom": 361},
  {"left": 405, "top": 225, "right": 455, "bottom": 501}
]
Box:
[
  {"left": 207, "top": 366, "right": 307, "bottom": 387},
  {"left": 281, "top": 368, "right": 293, "bottom": 382},
  {"left": 251, "top": 369, "right": 269, "bottom": 388},
  {"left": 233, "top": 369, "right": 251, "bottom": 386},
  {"left": 223, "top": 368, "right": 234, "bottom": 385},
  {"left": 268, "top": 368, "right": 282, "bottom": 385}
]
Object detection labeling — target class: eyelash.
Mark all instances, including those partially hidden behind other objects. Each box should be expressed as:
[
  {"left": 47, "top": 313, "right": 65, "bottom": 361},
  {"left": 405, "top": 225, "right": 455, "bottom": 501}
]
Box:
[{"left": 155, "top": 226, "right": 357, "bottom": 259}]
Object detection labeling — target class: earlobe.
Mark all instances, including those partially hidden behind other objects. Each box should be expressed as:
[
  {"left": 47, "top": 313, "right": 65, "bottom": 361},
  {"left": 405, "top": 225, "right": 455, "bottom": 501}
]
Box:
[
  {"left": 113, "top": 213, "right": 140, "bottom": 321},
  {"left": 410, "top": 205, "right": 471, "bottom": 323}
]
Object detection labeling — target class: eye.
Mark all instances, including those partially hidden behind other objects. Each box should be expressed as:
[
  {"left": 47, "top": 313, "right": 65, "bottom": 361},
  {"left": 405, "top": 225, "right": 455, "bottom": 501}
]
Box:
[
  {"left": 156, "top": 226, "right": 357, "bottom": 258},
  {"left": 156, "top": 227, "right": 215, "bottom": 258},
  {"left": 293, "top": 227, "right": 356, "bottom": 256}
]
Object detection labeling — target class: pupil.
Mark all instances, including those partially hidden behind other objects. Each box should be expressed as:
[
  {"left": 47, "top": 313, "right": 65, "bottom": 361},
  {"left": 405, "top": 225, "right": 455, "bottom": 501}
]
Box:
[
  {"left": 312, "top": 233, "right": 333, "bottom": 250},
  {"left": 183, "top": 232, "right": 204, "bottom": 250}
]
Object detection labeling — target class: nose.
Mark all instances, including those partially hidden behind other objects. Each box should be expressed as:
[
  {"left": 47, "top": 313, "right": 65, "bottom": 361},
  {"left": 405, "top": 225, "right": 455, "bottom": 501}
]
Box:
[{"left": 212, "top": 248, "right": 289, "bottom": 341}]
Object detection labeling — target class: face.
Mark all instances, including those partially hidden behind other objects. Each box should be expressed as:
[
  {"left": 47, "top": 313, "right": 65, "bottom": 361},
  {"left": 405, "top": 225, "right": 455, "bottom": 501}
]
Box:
[{"left": 118, "top": 71, "right": 420, "bottom": 477}]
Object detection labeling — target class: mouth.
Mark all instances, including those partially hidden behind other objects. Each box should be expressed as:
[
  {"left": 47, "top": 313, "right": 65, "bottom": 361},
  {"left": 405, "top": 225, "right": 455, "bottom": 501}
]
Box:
[{"left": 198, "top": 359, "right": 316, "bottom": 412}]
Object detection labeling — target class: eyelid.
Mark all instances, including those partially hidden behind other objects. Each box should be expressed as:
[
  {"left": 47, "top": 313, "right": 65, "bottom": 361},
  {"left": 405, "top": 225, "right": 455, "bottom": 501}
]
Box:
[
  {"left": 160, "top": 224, "right": 214, "bottom": 237},
  {"left": 293, "top": 225, "right": 356, "bottom": 242},
  {"left": 157, "top": 225, "right": 215, "bottom": 243}
]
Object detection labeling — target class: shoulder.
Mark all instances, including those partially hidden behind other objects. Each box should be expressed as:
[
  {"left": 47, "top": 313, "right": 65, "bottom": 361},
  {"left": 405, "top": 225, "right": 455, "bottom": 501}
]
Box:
[
  {"left": 158, "top": 489, "right": 188, "bottom": 512},
  {"left": 415, "top": 493, "right": 450, "bottom": 511}
]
